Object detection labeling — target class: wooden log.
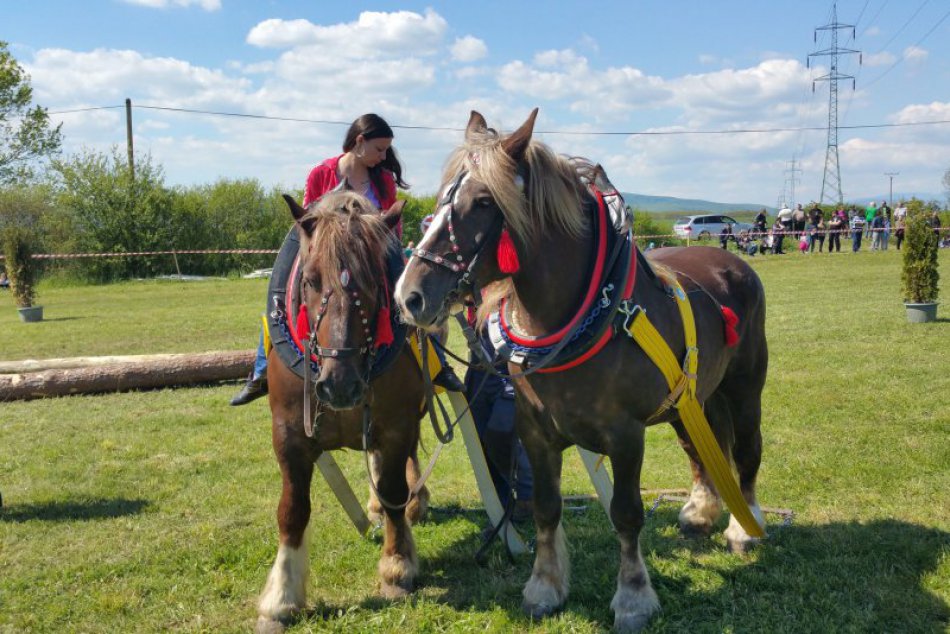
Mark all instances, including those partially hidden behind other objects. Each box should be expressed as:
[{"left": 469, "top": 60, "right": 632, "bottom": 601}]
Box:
[
  {"left": 0, "top": 352, "right": 255, "bottom": 374},
  {"left": 0, "top": 350, "right": 255, "bottom": 401}
]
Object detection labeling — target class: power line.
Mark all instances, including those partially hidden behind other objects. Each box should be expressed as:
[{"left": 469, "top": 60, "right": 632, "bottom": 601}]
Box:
[
  {"left": 46, "top": 102, "right": 950, "bottom": 137},
  {"left": 863, "top": 7, "right": 950, "bottom": 89},
  {"left": 873, "top": 0, "right": 931, "bottom": 53},
  {"left": 47, "top": 105, "right": 124, "bottom": 115}
]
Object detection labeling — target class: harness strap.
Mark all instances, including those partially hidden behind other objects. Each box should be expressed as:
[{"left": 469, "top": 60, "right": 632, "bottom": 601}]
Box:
[{"left": 626, "top": 275, "right": 765, "bottom": 539}]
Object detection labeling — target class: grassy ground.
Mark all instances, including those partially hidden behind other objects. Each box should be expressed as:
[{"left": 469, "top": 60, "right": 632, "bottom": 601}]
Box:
[{"left": 1, "top": 248, "right": 949, "bottom": 633}]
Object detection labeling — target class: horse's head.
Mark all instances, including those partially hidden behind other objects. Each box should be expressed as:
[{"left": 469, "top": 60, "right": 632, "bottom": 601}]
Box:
[
  {"left": 395, "top": 109, "right": 540, "bottom": 328},
  {"left": 284, "top": 191, "right": 403, "bottom": 410}
]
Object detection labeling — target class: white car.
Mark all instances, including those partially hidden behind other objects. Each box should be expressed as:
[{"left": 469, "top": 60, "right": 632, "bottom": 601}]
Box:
[{"left": 672, "top": 214, "right": 754, "bottom": 240}]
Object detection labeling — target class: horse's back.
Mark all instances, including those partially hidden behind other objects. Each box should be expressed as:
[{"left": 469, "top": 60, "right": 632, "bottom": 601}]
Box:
[{"left": 645, "top": 246, "right": 764, "bottom": 312}]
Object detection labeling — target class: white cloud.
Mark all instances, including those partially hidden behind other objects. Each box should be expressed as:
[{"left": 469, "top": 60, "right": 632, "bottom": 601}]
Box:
[
  {"left": 27, "top": 48, "right": 251, "bottom": 107},
  {"left": 864, "top": 26, "right": 881, "bottom": 37},
  {"left": 120, "top": 0, "right": 221, "bottom": 10},
  {"left": 498, "top": 49, "right": 670, "bottom": 117},
  {"left": 903, "top": 46, "right": 928, "bottom": 63},
  {"left": 246, "top": 9, "right": 447, "bottom": 59},
  {"left": 698, "top": 54, "right": 717, "bottom": 65},
  {"left": 891, "top": 101, "right": 950, "bottom": 123},
  {"left": 450, "top": 36, "right": 487, "bottom": 62},
  {"left": 863, "top": 51, "right": 896, "bottom": 67}
]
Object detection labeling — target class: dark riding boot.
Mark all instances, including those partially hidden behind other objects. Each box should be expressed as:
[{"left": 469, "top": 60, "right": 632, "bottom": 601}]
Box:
[
  {"left": 230, "top": 373, "right": 268, "bottom": 406},
  {"left": 433, "top": 365, "right": 465, "bottom": 392}
]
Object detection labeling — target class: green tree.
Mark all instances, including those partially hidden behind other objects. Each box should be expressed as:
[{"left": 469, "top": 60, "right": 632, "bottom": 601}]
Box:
[
  {"left": 0, "top": 41, "right": 62, "bottom": 185},
  {"left": 50, "top": 148, "right": 176, "bottom": 281}
]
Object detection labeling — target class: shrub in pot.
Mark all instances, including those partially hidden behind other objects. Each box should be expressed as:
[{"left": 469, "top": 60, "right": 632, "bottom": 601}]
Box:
[
  {"left": 2, "top": 225, "right": 42, "bottom": 321},
  {"left": 900, "top": 199, "right": 939, "bottom": 323}
]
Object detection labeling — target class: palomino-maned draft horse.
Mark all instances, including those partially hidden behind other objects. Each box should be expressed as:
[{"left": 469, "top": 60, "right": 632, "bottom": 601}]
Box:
[
  {"left": 394, "top": 110, "right": 768, "bottom": 631},
  {"left": 257, "top": 191, "right": 429, "bottom": 633}
]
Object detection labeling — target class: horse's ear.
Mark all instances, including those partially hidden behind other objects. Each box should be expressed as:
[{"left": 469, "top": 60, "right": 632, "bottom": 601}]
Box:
[
  {"left": 466, "top": 111, "right": 488, "bottom": 140},
  {"left": 501, "top": 108, "right": 539, "bottom": 163},
  {"left": 283, "top": 194, "right": 307, "bottom": 222},
  {"left": 381, "top": 199, "right": 406, "bottom": 231},
  {"left": 283, "top": 194, "right": 316, "bottom": 236}
]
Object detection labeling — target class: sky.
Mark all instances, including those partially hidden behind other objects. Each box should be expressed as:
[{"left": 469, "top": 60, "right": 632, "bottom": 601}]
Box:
[{"left": 5, "top": 0, "right": 950, "bottom": 207}]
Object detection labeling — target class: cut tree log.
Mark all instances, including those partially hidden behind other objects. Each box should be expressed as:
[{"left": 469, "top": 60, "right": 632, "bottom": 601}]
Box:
[{"left": 0, "top": 350, "right": 255, "bottom": 401}]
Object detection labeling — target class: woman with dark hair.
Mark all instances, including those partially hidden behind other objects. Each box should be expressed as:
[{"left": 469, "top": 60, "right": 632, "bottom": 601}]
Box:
[{"left": 231, "top": 114, "right": 462, "bottom": 406}]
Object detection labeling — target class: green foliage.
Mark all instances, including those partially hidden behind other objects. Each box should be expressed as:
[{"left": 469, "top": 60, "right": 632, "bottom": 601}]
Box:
[
  {"left": 0, "top": 186, "right": 53, "bottom": 307},
  {"left": 630, "top": 208, "right": 677, "bottom": 246},
  {"left": 900, "top": 199, "right": 940, "bottom": 303},
  {"left": 0, "top": 41, "right": 63, "bottom": 185},
  {"left": 1, "top": 225, "right": 37, "bottom": 306},
  {"left": 398, "top": 191, "right": 437, "bottom": 246},
  {"left": 47, "top": 148, "right": 297, "bottom": 281}
]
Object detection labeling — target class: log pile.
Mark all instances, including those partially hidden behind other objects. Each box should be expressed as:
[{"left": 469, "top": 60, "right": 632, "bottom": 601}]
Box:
[{"left": 0, "top": 351, "right": 254, "bottom": 401}]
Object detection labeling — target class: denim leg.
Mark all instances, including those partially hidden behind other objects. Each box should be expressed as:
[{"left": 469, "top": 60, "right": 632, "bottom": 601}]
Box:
[{"left": 253, "top": 328, "right": 268, "bottom": 380}]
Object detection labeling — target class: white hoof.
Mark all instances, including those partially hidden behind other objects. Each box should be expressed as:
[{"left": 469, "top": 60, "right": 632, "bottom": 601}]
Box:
[
  {"left": 724, "top": 504, "right": 766, "bottom": 553},
  {"left": 678, "top": 483, "right": 722, "bottom": 536}
]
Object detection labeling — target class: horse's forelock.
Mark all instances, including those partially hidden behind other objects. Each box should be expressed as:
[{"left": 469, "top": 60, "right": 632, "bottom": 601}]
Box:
[
  {"left": 304, "top": 193, "right": 390, "bottom": 299},
  {"left": 445, "top": 130, "right": 588, "bottom": 245}
]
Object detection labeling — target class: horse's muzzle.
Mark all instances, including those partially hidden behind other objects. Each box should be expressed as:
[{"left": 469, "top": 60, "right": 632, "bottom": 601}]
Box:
[{"left": 314, "top": 375, "right": 368, "bottom": 411}]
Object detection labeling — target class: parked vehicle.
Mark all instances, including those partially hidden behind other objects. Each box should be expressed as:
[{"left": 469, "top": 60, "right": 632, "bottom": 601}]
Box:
[{"left": 672, "top": 214, "right": 754, "bottom": 240}]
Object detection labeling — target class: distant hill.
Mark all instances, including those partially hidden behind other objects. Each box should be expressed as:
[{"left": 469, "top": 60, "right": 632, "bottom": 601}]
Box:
[{"left": 622, "top": 192, "right": 773, "bottom": 215}]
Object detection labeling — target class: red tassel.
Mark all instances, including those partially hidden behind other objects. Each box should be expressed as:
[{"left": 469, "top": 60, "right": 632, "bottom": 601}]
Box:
[
  {"left": 375, "top": 306, "right": 394, "bottom": 348},
  {"left": 497, "top": 227, "right": 520, "bottom": 274},
  {"left": 721, "top": 306, "right": 740, "bottom": 347},
  {"left": 296, "top": 304, "right": 311, "bottom": 340}
]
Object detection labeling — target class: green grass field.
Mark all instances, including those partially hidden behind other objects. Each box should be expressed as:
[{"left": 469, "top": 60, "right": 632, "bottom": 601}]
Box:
[{"left": 2, "top": 248, "right": 949, "bottom": 633}]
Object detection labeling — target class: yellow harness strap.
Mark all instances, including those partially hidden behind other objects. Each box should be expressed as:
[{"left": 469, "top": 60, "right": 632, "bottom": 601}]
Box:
[
  {"left": 626, "top": 278, "right": 764, "bottom": 538},
  {"left": 409, "top": 331, "right": 446, "bottom": 395},
  {"left": 262, "top": 314, "right": 272, "bottom": 354}
]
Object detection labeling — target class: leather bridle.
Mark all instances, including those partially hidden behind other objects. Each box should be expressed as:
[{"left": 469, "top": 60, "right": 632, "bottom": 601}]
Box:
[{"left": 409, "top": 171, "right": 504, "bottom": 307}]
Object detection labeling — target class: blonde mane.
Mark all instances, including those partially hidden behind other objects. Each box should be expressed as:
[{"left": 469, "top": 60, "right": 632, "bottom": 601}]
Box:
[
  {"left": 299, "top": 190, "right": 393, "bottom": 298},
  {"left": 442, "top": 129, "right": 590, "bottom": 245}
]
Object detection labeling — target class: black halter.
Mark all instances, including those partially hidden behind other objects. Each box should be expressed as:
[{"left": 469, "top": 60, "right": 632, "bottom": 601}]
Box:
[{"left": 410, "top": 171, "right": 504, "bottom": 305}]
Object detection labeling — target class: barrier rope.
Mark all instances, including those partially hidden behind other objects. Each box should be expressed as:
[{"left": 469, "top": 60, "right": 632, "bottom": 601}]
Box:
[{"left": 1, "top": 227, "right": 945, "bottom": 261}]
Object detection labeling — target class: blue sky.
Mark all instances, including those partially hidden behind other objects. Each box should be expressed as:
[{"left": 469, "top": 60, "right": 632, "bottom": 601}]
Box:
[{"left": 6, "top": 0, "right": 949, "bottom": 206}]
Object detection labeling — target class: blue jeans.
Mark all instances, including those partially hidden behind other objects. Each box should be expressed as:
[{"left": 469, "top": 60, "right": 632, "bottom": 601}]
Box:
[
  {"left": 252, "top": 327, "right": 268, "bottom": 380},
  {"left": 852, "top": 230, "right": 863, "bottom": 252}
]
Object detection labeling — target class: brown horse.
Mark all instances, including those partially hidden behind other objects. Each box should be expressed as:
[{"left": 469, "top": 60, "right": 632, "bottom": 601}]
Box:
[
  {"left": 394, "top": 110, "right": 767, "bottom": 631},
  {"left": 257, "top": 191, "right": 429, "bottom": 633}
]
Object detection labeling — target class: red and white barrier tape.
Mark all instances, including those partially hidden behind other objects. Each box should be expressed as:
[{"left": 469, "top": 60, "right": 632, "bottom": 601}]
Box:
[{"left": 0, "top": 228, "right": 946, "bottom": 261}]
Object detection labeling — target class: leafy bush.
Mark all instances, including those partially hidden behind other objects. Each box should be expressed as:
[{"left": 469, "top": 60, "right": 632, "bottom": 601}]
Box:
[
  {"left": 631, "top": 208, "right": 678, "bottom": 247},
  {"left": 398, "top": 192, "right": 437, "bottom": 246},
  {"left": 900, "top": 199, "right": 940, "bottom": 303},
  {"left": 2, "top": 225, "right": 38, "bottom": 307}
]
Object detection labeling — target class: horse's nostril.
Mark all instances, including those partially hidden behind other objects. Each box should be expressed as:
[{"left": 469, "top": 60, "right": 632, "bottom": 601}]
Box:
[{"left": 404, "top": 291, "right": 425, "bottom": 317}]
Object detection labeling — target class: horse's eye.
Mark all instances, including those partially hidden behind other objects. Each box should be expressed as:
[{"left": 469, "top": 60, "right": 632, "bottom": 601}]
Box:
[{"left": 475, "top": 196, "right": 493, "bottom": 208}]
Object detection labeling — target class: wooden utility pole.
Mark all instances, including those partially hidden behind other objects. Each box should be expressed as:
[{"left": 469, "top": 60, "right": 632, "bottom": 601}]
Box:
[{"left": 125, "top": 98, "right": 134, "bottom": 182}]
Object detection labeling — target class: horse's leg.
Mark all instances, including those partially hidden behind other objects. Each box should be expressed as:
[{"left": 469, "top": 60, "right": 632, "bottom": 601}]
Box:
[
  {"left": 518, "top": 404, "right": 570, "bottom": 618},
  {"left": 366, "top": 451, "right": 383, "bottom": 527},
  {"left": 608, "top": 423, "right": 660, "bottom": 633},
  {"left": 373, "top": 439, "right": 418, "bottom": 599},
  {"left": 257, "top": 441, "right": 315, "bottom": 632},
  {"left": 720, "top": 386, "right": 765, "bottom": 553},
  {"left": 368, "top": 449, "right": 429, "bottom": 526},
  {"left": 670, "top": 393, "right": 735, "bottom": 537},
  {"left": 404, "top": 446, "right": 430, "bottom": 524}
]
